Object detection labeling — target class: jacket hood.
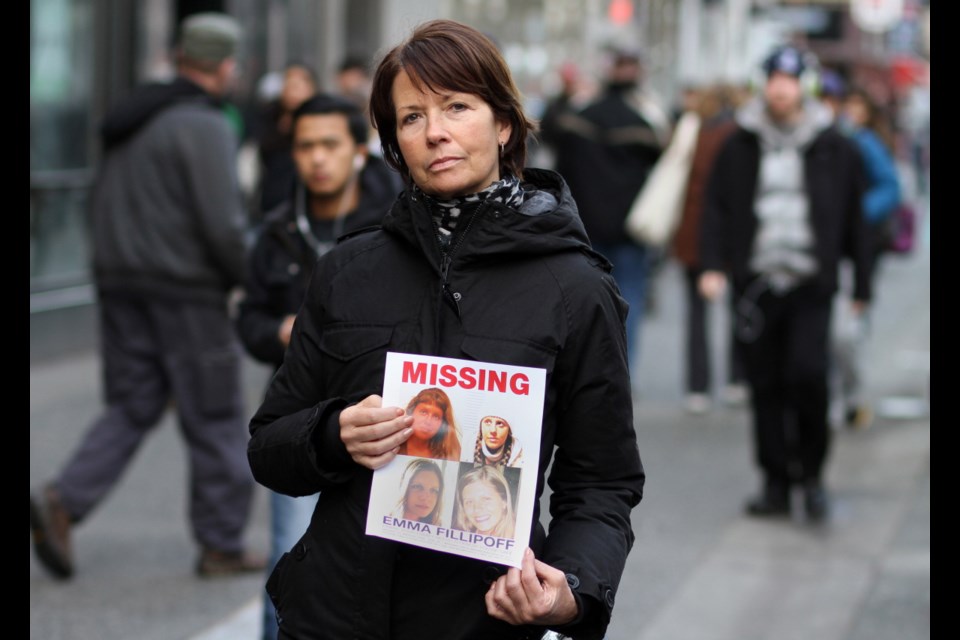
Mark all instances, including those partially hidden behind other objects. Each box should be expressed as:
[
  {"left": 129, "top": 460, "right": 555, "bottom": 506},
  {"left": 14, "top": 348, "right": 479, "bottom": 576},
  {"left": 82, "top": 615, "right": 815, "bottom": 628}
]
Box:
[
  {"left": 381, "top": 168, "right": 606, "bottom": 270},
  {"left": 736, "top": 94, "right": 834, "bottom": 150},
  {"left": 358, "top": 155, "right": 405, "bottom": 215},
  {"left": 262, "top": 154, "right": 401, "bottom": 231},
  {"left": 100, "top": 77, "right": 218, "bottom": 149}
]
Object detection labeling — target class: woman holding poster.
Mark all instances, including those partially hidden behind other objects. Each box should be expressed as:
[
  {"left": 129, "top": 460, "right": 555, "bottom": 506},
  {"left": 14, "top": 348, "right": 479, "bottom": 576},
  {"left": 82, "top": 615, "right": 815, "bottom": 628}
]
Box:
[{"left": 247, "top": 18, "right": 645, "bottom": 640}]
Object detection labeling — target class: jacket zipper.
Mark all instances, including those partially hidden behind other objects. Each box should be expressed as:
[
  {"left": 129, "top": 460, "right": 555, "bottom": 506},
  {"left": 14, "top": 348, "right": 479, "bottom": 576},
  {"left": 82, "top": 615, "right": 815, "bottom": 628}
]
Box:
[
  {"left": 440, "top": 202, "right": 491, "bottom": 316},
  {"left": 431, "top": 202, "right": 489, "bottom": 351}
]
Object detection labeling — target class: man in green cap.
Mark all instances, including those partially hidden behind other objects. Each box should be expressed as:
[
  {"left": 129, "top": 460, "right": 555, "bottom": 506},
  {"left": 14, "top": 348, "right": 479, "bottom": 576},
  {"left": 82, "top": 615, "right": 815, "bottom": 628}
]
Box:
[{"left": 29, "top": 12, "right": 267, "bottom": 580}]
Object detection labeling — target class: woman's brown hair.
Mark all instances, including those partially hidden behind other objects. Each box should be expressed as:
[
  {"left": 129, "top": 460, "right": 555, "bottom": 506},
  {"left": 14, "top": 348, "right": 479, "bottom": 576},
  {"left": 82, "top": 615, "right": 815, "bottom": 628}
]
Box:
[
  {"left": 402, "top": 387, "right": 462, "bottom": 460},
  {"left": 846, "top": 85, "right": 897, "bottom": 152},
  {"left": 369, "top": 19, "right": 535, "bottom": 184}
]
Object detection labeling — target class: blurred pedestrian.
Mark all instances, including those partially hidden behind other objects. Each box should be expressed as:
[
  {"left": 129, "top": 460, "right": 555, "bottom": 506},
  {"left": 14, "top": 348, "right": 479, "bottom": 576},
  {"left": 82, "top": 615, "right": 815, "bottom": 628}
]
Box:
[
  {"left": 29, "top": 12, "right": 266, "bottom": 580},
  {"left": 335, "top": 54, "right": 374, "bottom": 111},
  {"left": 254, "top": 61, "right": 320, "bottom": 216},
  {"left": 816, "top": 68, "right": 846, "bottom": 119},
  {"left": 828, "top": 83, "right": 902, "bottom": 429},
  {"left": 246, "top": 19, "right": 643, "bottom": 639},
  {"left": 669, "top": 82, "right": 700, "bottom": 125},
  {"left": 235, "top": 92, "right": 401, "bottom": 640},
  {"left": 839, "top": 85, "right": 902, "bottom": 281},
  {"left": 535, "top": 61, "right": 589, "bottom": 166},
  {"left": 335, "top": 53, "right": 386, "bottom": 158},
  {"left": 551, "top": 45, "right": 672, "bottom": 378},
  {"left": 698, "top": 44, "right": 872, "bottom": 522},
  {"left": 670, "top": 83, "right": 748, "bottom": 414}
]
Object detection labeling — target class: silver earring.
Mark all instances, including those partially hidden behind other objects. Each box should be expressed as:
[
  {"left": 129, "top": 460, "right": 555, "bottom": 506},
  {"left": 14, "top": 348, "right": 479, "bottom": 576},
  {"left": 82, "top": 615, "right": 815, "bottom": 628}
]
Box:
[{"left": 499, "top": 140, "right": 505, "bottom": 156}]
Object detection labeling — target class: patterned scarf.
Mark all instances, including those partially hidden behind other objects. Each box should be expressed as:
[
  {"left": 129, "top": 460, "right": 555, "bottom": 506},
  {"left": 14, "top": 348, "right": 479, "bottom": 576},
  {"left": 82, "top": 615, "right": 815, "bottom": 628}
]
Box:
[{"left": 414, "top": 175, "right": 527, "bottom": 251}]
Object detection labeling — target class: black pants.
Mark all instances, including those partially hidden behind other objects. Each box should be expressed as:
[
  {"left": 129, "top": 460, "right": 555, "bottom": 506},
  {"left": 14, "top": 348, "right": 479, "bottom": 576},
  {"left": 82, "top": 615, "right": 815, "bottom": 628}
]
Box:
[
  {"left": 683, "top": 267, "right": 746, "bottom": 394},
  {"left": 734, "top": 278, "right": 834, "bottom": 486},
  {"left": 54, "top": 292, "right": 254, "bottom": 552}
]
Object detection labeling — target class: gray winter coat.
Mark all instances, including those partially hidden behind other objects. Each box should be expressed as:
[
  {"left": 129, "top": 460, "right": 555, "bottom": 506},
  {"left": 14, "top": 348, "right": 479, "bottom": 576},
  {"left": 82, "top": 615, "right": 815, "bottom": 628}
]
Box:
[{"left": 89, "top": 77, "right": 248, "bottom": 305}]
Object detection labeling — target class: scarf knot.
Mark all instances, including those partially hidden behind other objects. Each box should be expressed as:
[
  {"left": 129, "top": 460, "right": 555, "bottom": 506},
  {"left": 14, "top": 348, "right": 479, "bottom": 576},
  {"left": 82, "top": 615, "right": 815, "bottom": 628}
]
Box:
[{"left": 415, "top": 175, "right": 526, "bottom": 250}]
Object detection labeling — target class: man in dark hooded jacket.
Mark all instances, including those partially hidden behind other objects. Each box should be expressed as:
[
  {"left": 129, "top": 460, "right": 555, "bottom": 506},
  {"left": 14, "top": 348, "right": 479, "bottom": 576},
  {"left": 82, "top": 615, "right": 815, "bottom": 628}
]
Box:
[
  {"left": 236, "top": 91, "right": 402, "bottom": 640},
  {"left": 29, "top": 12, "right": 266, "bottom": 580},
  {"left": 551, "top": 47, "right": 671, "bottom": 378}
]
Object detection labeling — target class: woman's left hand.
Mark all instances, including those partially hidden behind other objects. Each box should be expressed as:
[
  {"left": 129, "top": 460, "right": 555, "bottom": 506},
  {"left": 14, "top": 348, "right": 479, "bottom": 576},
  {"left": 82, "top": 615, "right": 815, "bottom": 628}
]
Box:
[{"left": 485, "top": 547, "right": 578, "bottom": 627}]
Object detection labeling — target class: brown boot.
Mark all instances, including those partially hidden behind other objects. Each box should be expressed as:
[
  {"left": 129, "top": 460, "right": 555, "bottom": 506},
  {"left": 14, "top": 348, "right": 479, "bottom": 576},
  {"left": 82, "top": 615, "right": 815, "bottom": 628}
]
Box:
[
  {"left": 30, "top": 485, "right": 74, "bottom": 579},
  {"left": 196, "top": 547, "right": 268, "bottom": 578}
]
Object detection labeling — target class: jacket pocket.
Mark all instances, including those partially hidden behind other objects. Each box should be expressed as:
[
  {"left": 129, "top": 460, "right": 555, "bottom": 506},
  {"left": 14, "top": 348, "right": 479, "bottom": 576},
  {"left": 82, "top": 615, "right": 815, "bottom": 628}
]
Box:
[
  {"left": 196, "top": 346, "right": 241, "bottom": 417},
  {"left": 318, "top": 324, "right": 394, "bottom": 361},
  {"left": 265, "top": 538, "right": 328, "bottom": 636},
  {"left": 265, "top": 551, "right": 289, "bottom": 612},
  {"left": 460, "top": 335, "right": 557, "bottom": 372},
  {"left": 317, "top": 324, "right": 395, "bottom": 395}
]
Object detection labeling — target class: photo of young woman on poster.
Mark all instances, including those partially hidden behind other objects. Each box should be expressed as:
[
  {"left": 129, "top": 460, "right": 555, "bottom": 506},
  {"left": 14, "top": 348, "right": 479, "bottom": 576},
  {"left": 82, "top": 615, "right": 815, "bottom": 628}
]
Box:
[
  {"left": 472, "top": 414, "right": 524, "bottom": 468},
  {"left": 452, "top": 464, "right": 518, "bottom": 538},
  {"left": 392, "top": 458, "right": 446, "bottom": 525},
  {"left": 398, "top": 387, "right": 462, "bottom": 461}
]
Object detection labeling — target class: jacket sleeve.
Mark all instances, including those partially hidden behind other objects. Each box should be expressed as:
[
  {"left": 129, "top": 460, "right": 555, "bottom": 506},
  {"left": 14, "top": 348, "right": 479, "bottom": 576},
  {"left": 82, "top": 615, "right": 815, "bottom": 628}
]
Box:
[
  {"left": 541, "top": 265, "right": 645, "bottom": 640},
  {"left": 698, "top": 134, "right": 738, "bottom": 272},
  {"left": 236, "top": 231, "right": 289, "bottom": 366},
  {"left": 247, "top": 276, "right": 359, "bottom": 496},
  {"left": 175, "top": 109, "right": 248, "bottom": 288},
  {"left": 857, "top": 131, "right": 902, "bottom": 224},
  {"left": 841, "top": 140, "right": 873, "bottom": 304}
]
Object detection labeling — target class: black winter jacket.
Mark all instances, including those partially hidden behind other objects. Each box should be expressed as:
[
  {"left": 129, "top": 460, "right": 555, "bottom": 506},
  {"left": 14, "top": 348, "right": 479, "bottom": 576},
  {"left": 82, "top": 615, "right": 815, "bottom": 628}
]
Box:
[
  {"left": 236, "top": 157, "right": 402, "bottom": 367},
  {"left": 247, "top": 168, "right": 645, "bottom": 640},
  {"left": 699, "top": 121, "right": 872, "bottom": 302},
  {"left": 553, "top": 86, "right": 665, "bottom": 246}
]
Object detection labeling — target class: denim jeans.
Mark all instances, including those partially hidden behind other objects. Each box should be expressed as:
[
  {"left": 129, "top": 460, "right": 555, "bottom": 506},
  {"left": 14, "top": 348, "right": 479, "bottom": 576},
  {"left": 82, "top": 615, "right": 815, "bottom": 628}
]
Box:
[
  {"left": 592, "top": 241, "right": 651, "bottom": 377},
  {"left": 262, "top": 490, "right": 319, "bottom": 640}
]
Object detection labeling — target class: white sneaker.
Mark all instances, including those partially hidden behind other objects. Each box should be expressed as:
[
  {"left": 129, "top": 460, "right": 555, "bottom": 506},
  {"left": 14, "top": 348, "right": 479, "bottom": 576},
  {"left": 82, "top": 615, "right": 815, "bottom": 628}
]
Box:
[{"left": 685, "top": 393, "right": 711, "bottom": 415}]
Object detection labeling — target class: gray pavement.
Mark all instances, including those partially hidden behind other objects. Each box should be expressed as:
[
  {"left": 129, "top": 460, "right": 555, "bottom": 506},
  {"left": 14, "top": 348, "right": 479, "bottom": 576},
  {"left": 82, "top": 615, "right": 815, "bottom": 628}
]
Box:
[{"left": 30, "top": 202, "right": 929, "bottom": 640}]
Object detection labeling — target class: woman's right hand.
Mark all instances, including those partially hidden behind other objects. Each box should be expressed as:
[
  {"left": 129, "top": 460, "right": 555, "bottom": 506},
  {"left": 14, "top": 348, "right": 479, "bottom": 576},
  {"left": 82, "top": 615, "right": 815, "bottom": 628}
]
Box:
[{"left": 339, "top": 394, "right": 413, "bottom": 470}]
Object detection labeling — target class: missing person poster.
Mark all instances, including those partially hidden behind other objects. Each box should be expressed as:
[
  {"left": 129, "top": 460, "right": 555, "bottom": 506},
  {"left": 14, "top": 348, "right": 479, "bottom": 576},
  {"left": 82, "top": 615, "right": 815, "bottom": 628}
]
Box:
[{"left": 365, "top": 352, "right": 546, "bottom": 568}]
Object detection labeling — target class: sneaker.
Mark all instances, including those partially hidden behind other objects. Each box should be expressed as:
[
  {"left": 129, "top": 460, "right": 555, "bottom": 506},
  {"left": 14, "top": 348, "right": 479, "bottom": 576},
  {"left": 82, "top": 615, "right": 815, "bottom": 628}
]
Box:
[
  {"left": 684, "top": 393, "right": 711, "bottom": 415},
  {"left": 29, "top": 485, "right": 74, "bottom": 579},
  {"left": 723, "top": 383, "right": 749, "bottom": 407},
  {"left": 196, "top": 548, "right": 268, "bottom": 578}
]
